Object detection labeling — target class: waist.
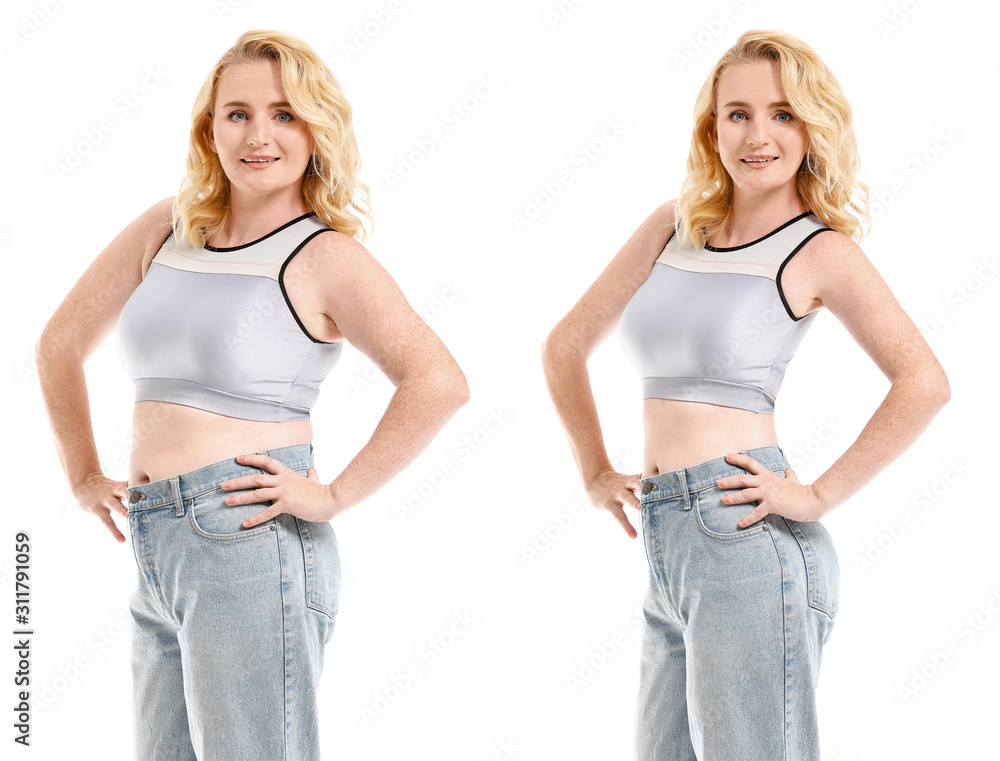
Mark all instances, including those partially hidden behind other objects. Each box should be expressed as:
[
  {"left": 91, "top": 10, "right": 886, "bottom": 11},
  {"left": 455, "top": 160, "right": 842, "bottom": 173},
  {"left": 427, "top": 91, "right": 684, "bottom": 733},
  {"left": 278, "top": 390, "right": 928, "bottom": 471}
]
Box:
[
  {"left": 639, "top": 445, "right": 788, "bottom": 503},
  {"left": 126, "top": 442, "right": 314, "bottom": 510},
  {"left": 128, "top": 401, "right": 313, "bottom": 484}
]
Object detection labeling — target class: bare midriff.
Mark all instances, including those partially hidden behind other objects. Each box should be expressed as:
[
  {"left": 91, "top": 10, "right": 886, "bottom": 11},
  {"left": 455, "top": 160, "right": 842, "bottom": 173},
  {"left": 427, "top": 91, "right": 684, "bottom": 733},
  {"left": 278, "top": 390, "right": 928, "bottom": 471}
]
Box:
[
  {"left": 641, "top": 398, "right": 778, "bottom": 477},
  {"left": 127, "top": 400, "right": 313, "bottom": 486}
]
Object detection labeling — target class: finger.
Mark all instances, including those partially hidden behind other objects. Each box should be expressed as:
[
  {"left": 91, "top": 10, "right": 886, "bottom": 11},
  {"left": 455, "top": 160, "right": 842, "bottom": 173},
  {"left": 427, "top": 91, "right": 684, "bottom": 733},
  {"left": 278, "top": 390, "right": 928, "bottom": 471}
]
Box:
[
  {"left": 225, "top": 487, "right": 277, "bottom": 506},
  {"left": 784, "top": 467, "right": 799, "bottom": 483},
  {"left": 219, "top": 473, "right": 274, "bottom": 491},
  {"left": 236, "top": 453, "right": 287, "bottom": 474},
  {"left": 243, "top": 503, "right": 280, "bottom": 529},
  {"left": 624, "top": 490, "right": 641, "bottom": 510},
  {"left": 221, "top": 473, "right": 273, "bottom": 491},
  {"left": 726, "top": 452, "right": 764, "bottom": 474},
  {"left": 738, "top": 506, "right": 768, "bottom": 528},
  {"left": 306, "top": 467, "right": 320, "bottom": 483},
  {"left": 722, "top": 488, "right": 759, "bottom": 505},
  {"left": 609, "top": 506, "right": 637, "bottom": 539},
  {"left": 717, "top": 473, "right": 753, "bottom": 490},
  {"left": 99, "top": 510, "right": 126, "bottom": 543}
]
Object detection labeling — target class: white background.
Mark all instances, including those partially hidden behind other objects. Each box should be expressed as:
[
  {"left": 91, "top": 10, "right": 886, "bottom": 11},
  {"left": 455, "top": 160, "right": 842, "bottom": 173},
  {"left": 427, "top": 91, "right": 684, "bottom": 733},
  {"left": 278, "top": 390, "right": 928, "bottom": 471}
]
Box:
[{"left": 2, "top": 0, "right": 996, "bottom": 759}]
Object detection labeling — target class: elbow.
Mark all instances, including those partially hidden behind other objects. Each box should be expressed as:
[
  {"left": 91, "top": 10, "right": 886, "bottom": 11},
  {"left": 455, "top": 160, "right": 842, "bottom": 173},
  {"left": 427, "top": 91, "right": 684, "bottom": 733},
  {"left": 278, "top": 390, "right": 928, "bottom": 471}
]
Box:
[
  {"left": 34, "top": 332, "right": 55, "bottom": 370},
  {"left": 540, "top": 331, "right": 578, "bottom": 370},
  {"left": 437, "top": 364, "right": 470, "bottom": 409},
  {"left": 935, "top": 371, "right": 951, "bottom": 407},
  {"left": 925, "top": 360, "right": 951, "bottom": 407},
  {"left": 452, "top": 370, "right": 471, "bottom": 408},
  {"left": 904, "top": 366, "right": 951, "bottom": 408}
]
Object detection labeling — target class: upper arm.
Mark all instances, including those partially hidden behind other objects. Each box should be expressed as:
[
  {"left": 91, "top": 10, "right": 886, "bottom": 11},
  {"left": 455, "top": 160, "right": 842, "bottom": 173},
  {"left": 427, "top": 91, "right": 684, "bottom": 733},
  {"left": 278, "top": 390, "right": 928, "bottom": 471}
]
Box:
[
  {"left": 36, "top": 196, "right": 175, "bottom": 364},
  {"left": 800, "top": 232, "right": 949, "bottom": 391},
  {"left": 543, "top": 198, "right": 677, "bottom": 358},
  {"left": 291, "top": 231, "right": 465, "bottom": 390}
]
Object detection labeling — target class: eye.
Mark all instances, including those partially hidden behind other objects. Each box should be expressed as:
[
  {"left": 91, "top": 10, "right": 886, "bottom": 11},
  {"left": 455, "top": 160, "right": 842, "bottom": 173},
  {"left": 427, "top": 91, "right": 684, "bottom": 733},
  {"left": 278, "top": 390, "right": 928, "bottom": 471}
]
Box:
[
  {"left": 276, "top": 111, "right": 294, "bottom": 123},
  {"left": 729, "top": 111, "right": 746, "bottom": 122},
  {"left": 227, "top": 111, "right": 247, "bottom": 122},
  {"left": 776, "top": 111, "right": 794, "bottom": 123}
]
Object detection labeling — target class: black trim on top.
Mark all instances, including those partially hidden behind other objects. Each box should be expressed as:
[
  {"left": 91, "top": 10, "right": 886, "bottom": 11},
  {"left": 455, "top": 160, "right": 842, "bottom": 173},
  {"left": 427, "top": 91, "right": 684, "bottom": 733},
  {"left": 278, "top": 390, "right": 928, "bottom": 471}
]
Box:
[
  {"left": 703, "top": 210, "right": 814, "bottom": 252},
  {"left": 203, "top": 211, "right": 317, "bottom": 252},
  {"left": 278, "top": 228, "right": 341, "bottom": 345},
  {"left": 775, "top": 227, "right": 836, "bottom": 321}
]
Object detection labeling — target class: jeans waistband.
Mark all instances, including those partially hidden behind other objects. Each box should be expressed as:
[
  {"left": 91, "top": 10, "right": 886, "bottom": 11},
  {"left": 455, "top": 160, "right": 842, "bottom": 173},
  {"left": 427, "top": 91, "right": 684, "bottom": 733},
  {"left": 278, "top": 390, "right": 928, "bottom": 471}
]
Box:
[
  {"left": 638, "top": 445, "right": 788, "bottom": 504},
  {"left": 125, "top": 442, "right": 314, "bottom": 511}
]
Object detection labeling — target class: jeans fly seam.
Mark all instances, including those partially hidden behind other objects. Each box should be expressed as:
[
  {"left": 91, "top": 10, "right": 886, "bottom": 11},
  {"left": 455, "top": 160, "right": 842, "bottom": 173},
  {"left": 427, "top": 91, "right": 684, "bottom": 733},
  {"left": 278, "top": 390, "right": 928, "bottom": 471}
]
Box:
[{"left": 137, "top": 514, "right": 175, "bottom": 626}]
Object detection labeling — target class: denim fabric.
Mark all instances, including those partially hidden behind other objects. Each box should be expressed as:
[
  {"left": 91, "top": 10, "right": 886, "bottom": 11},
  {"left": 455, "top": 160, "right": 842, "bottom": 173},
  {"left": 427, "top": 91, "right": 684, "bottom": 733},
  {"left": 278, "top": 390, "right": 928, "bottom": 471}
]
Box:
[
  {"left": 125, "top": 442, "right": 341, "bottom": 760},
  {"left": 636, "top": 445, "right": 839, "bottom": 761}
]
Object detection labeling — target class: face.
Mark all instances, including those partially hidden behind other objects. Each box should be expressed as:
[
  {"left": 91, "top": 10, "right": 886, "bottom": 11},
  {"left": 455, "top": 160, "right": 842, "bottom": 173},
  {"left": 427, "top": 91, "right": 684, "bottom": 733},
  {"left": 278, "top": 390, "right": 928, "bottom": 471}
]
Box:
[
  {"left": 711, "top": 60, "right": 809, "bottom": 196},
  {"left": 207, "top": 59, "right": 314, "bottom": 201}
]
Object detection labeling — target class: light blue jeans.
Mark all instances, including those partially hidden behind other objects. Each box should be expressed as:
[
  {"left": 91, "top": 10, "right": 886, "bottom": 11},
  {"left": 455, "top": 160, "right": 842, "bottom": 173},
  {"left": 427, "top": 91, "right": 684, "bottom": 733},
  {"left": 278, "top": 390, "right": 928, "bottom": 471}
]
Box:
[
  {"left": 636, "top": 445, "right": 840, "bottom": 761},
  {"left": 125, "top": 442, "right": 341, "bottom": 760}
]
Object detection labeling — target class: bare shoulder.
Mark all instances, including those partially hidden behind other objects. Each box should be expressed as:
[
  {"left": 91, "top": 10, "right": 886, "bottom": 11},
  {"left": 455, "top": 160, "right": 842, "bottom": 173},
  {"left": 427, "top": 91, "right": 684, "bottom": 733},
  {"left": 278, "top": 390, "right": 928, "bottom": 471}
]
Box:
[
  {"left": 139, "top": 196, "right": 176, "bottom": 277},
  {"left": 281, "top": 227, "right": 402, "bottom": 344},
  {"left": 543, "top": 197, "right": 677, "bottom": 357},
  {"left": 36, "top": 195, "right": 177, "bottom": 361},
  {"left": 283, "top": 226, "right": 386, "bottom": 292},
  {"left": 294, "top": 226, "right": 374, "bottom": 266},
  {"left": 283, "top": 225, "right": 461, "bottom": 385},
  {"left": 781, "top": 227, "right": 875, "bottom": 318},
  {"left": 786, "top": 224, "right": 947, "bottom": 388}
]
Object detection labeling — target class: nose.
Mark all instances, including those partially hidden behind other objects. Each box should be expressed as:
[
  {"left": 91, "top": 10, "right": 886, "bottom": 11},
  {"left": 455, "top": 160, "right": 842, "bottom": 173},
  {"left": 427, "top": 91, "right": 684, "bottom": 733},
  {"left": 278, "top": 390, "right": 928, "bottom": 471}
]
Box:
[
  {"left": 747, "top": 118, "right": 771, "bottom": 147},
  {"left": 247, "top": 117, "right": 272, "bottom": 146}
]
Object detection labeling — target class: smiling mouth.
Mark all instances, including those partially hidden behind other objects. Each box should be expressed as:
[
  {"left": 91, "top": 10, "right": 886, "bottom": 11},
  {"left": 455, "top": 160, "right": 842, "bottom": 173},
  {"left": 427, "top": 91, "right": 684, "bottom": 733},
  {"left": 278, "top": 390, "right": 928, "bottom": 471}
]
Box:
[
  {"left": 241, "top": 158, "right": 279, "bottom": 164},
  {"left": 741, "top": 157, "right": 777, "bottom": 164}
]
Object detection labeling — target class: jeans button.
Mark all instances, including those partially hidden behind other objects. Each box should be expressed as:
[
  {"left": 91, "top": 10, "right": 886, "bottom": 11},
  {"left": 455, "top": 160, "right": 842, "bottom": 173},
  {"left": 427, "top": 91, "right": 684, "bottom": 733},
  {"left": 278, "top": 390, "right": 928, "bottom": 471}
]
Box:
[
  {"left": 129, "top": 491, "right": 143, "bottom": 503},
  {"left": 762, "top": 523, "right": 769, "bottom": 531}
]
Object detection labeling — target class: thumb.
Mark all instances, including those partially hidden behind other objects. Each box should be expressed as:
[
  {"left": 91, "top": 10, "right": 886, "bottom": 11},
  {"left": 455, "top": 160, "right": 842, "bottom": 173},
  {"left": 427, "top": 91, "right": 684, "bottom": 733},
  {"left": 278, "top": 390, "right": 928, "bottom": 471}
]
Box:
[
  {"left": 784, "top": 467, "right": 799, "bottom": 483},
  {"left": 306, "top": 467, "right": 320, "bottom": 483},
  {"left": 112, "top": 479, "right": 130, "bottom": 502}
]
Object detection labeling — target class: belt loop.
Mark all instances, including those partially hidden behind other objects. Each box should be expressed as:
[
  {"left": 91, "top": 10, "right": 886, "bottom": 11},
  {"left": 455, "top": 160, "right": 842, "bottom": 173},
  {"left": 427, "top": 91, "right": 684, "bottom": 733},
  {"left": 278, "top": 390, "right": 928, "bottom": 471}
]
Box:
[
  {"left": 679, "top": 470, "right": 691, "bottom": 511},
  {"left": 171, "top": 476, "right": 184, "bottom": 517}
]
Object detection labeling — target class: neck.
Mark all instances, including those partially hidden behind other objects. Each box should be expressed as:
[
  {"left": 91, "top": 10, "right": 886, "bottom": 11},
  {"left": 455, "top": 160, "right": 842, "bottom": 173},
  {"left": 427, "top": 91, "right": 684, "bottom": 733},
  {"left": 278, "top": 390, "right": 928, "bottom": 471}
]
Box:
[
  {"left": 713, "top": 187, "right": 807, "bottom": 247},
  {"left": 215, "top": 188, "right": 311, "bottom": 247}
]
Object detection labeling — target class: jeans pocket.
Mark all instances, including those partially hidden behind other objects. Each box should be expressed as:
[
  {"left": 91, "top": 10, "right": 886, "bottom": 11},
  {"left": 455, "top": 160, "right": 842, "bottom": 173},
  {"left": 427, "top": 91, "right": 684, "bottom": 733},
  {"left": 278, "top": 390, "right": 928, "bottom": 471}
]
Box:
[
  {"left": 785, "top": 517, "right": 840, "bottom": 619},
  {"left": 296, "top": 516, "right": 341, "bottom": 621},
  {"left": 693, "top": 487, "right": 769, "bottom": 541},
  {"left": 188, "top": 486, "right": 277, "bottom": 542}
]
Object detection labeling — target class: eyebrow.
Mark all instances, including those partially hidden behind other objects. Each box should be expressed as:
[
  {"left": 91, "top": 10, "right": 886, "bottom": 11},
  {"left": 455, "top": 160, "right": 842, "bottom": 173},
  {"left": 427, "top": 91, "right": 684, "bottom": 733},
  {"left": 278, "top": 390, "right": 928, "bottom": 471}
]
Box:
[
  {"left": 220, "top": 100, "right": 292, "bottom": 109},
  {"left": 722, "top": 101, "right": 791, "bottom": 109}
]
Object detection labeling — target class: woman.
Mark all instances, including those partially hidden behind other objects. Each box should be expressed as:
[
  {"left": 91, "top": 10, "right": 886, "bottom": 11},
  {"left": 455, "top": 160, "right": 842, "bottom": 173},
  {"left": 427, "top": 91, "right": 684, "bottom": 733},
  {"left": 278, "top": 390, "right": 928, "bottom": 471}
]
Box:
[
  {"left": 35, "top": 30, "right": 469, "bottom": 760},
  {"left": 541, "top": 30, "right": 949, "bottom": 760}
]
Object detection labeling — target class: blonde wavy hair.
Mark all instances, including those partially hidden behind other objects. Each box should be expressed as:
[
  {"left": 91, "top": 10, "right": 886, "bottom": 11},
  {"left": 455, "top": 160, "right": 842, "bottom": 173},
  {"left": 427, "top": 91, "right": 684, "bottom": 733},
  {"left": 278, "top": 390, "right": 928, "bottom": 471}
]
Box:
[
  {"left": 676, "top": 29, "right": 870, "bottom": 249},
  {"left": 173, "top": 29, "right": 372, "bottom": 248}
]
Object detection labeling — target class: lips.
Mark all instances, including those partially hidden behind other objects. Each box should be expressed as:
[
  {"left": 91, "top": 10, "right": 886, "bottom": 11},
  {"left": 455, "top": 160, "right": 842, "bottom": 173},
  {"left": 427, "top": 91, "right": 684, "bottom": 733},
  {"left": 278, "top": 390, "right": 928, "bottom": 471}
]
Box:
[
  {"left": 241, "top": 157, "right": 279, "bottom": 164},
  {"left": 741, "top": 157, "right": 777, "bottom": 164}
]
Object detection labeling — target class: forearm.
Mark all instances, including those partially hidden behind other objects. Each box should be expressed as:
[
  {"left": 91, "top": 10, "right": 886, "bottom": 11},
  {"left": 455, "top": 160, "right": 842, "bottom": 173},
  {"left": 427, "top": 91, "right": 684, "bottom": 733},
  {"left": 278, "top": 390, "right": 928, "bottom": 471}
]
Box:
[
  {"left": 811, "top": 372, "right": 950, "bottom": 515},
  {"left": 34, "top": 345, "right": 103, "bottom": 495},
  {"left": 541, "top": 339, "right": 614, "bottom": 485},
  {"left": 326, "top": 371, "right": 468, "bottom": 514}
]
